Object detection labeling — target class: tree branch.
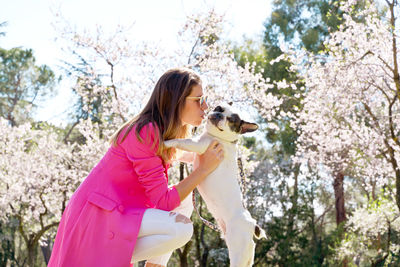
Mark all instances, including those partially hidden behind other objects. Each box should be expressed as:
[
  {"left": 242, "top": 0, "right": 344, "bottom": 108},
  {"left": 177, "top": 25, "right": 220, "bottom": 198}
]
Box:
[
  {"left": 63, "top": 120, "right": 79, "bottom": 144},
  {"left": 387, "top": 0, "right": 400, "bottom": 101},
  {"left": 39, "top": 192, "right": 49, "bottom": 229},
  {"left": 16, "top": 214, "right": 28, "bottom": 244},
  {"left": 31, "top": 221, "right": 60, "bottom": 250}
]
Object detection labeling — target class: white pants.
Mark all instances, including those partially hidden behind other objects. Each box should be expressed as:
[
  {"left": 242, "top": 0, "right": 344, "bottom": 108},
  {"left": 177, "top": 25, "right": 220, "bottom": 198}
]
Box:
[{"left": 131, "top": 195, "right": 194, "bottom": 265}]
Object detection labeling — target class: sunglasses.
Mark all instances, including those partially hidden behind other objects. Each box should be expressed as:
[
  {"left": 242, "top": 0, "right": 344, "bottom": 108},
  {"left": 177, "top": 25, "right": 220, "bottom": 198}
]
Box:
[{"left": 186, "top": 95, "right": 208, "bottom": 106}]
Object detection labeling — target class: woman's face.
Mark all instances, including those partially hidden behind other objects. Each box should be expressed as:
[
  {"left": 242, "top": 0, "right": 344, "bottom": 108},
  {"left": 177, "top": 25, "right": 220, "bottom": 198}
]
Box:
[{"left": 181, "top": 84, "right": 208, "bottom": 126}]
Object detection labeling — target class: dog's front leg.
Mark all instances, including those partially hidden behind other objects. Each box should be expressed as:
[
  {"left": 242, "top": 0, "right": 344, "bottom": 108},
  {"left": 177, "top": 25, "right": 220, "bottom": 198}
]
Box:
[{"left": 164, "top": 138, "right": 210, "bottom": 154}]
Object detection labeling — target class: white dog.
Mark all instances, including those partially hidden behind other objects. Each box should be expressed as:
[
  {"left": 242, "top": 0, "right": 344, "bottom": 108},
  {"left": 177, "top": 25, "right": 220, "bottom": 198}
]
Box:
[{"left": 165, "top": 104, "right": 266, "bottom": 267}]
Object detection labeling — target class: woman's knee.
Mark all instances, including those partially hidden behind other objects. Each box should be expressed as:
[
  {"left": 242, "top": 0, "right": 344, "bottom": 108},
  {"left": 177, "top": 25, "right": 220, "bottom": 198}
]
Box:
[
  {"left": 179, "top": 221, "right": 194, "bottom": 245},
  {"left": 170, "top": 213, "right": 193, "bottom": 245}
]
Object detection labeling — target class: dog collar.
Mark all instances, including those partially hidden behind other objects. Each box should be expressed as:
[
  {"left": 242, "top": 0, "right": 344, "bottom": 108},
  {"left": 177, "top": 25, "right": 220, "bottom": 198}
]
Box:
[{"left": 207, "top": 132, "right": 238, "bottom": 144}]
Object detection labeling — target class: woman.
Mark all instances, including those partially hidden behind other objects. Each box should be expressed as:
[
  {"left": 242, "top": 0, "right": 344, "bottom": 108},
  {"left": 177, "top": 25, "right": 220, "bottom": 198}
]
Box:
[{"left": 48, "top": 68, "right": 224, "bottom": 267}]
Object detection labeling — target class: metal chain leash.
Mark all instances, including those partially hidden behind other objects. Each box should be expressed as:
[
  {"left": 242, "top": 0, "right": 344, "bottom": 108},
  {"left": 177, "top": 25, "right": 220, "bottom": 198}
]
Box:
[
  {"left": 236, "top": 157, "right": 247, "bottom": 209},
  {"left": 192, "top": 189, "right": 221, "bottom": 232}
]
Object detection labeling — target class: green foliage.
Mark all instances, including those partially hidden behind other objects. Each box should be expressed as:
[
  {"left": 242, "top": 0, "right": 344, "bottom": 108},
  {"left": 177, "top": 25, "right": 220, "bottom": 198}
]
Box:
[
  {"left": 264, "top": 0, "right": 344, "bottom": 54},
  {"left": 330, "top": 193, "right": 400, "bottom": 266},
  {"left": 0, "top": 220, "right": 17, "bottom": 267},
  {"left": 232, "top": 8, "right": 356, "bottom": 266},
  {"left": 253, "top": 176, "right": 341, "bottom": 266},
  {"left": 63, "top": 56, "right": 105, "bottom": 123},
  {"left": 242, "top": 136, "right": 257, "bottom": 149},
  {"left": 232, "top": 39, "right": 267, "bottom": 75},
  {"left": 234, "top": 31, "right": 304, "bottom": 160},
  {"left": 0, "top": 47, "right": 57, "bottom": 126},
  {"left": 235, "top": 0, "right": 353, "bottom": 160},
  {"left": 60, "top": 54, "right": 116, "bottom": 143}
]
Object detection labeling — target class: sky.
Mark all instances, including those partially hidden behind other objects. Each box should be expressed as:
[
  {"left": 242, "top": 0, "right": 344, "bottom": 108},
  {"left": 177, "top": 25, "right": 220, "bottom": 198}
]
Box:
[{"left": 0, "top": 0, "right": 271, "bottom": 125}]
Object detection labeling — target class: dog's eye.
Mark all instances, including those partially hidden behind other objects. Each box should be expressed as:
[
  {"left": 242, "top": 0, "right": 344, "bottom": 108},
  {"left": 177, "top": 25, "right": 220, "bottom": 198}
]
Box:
[
  {"left": 227, "top": 113, "right": 240, "bottom": 123},
  {"left": 228, "top": 114, "right": 239, "bottom": 122},
  {"left": 214, "top": 106, "right": 224, "bottom": 113}
]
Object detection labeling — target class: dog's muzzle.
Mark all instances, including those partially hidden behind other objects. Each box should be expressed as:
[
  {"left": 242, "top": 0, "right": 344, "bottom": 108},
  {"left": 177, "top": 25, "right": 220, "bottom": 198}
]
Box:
[{"left": 208, "top": 113, "right": 224, "bottom": 131}]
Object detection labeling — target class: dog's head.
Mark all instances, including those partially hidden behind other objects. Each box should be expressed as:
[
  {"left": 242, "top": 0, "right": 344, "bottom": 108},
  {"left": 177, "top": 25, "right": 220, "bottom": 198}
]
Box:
[{"left": 206, "top": 104, "right": 258, "bottom": 142}]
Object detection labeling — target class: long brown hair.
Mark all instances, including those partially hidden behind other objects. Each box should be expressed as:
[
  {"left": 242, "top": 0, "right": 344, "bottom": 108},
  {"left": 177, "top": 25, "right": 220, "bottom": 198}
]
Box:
[{"left": 109, "top": 68, "right": 201, "bottom": 162}]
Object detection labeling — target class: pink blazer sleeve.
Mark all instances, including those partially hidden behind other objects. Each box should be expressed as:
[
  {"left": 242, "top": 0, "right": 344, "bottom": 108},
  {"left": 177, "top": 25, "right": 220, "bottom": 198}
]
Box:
[{"left": 120, "top": 123, "right": 181, "bottom": 211}]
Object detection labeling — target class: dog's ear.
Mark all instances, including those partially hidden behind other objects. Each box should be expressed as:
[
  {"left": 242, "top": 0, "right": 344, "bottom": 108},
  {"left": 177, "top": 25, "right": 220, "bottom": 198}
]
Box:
[
  {"left": 228, "top": 101, "right": 233, "bottom": 106},
  {"left": 240, "top": 121, "right": 258, "bottom": 134}
]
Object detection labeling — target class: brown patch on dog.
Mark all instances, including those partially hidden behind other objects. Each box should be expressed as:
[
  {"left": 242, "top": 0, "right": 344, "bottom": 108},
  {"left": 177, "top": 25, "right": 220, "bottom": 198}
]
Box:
[
  {"left": 214, "top": 106, "right": 224, "bottom": 113},
  {"left": 175, "top": 214, "right": 192, "bottom": 224},
  {"left": 227, "top": 113, "right": 242, "bottom": 133},
  {"left": 254, "top": 225, "right": 261, "bottom": 238}
]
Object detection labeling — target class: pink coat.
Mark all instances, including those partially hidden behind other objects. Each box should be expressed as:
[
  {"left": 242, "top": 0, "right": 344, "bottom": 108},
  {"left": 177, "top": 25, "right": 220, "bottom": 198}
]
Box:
[{"left": 48, "top": 123, "right": 181, "bottom": 267}]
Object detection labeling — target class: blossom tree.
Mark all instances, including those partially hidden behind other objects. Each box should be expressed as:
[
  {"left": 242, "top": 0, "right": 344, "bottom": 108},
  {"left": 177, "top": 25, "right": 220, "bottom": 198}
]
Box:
[
  {"left": 0, "top": 8, "right": 283, "bottom": 266},
  {"left": 293, "top": 0, "right": 399, "bottom": 208},
  {"left": 0, "top": 119, "right": 71, "bottom": 265},
  {"left": 0, "top": 120, "right": 110, "bottom": 266},
  {"left": 53, "top": 9, "right": 281, "bottom": 124},
  {"left": 336, "top": 195, "right": 400, "bottom": 265},
  {"left": 274, "top": 0, "right": 400, "bottom": 263}
]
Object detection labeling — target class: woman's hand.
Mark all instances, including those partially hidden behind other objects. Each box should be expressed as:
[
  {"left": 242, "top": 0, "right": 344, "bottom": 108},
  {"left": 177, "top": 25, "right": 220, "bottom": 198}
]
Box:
[
  {"left": 197, "top": 140, "right": 224, "bottom": 175},
  {"left": 174, "top": 140, "right": 224, "bottom": 201}
]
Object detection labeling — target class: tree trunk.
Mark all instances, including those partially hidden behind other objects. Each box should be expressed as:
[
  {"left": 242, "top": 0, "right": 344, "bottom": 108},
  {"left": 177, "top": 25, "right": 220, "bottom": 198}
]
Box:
[
  {"left": 193, "top": 215, "right": 209, "bottom": 267},
  {"left": 288, "top": 163, "right": 300, "bottom": 231},
  {"left": 333, "top": 171, "right": 347, "bottom": 267},
  {"left": 177, "top": 241, "right": 191, "bottom": 267},
  {"left": 395, "top": 168, "right": 400, "bottom": 211},
  {"left": 199, "top": 224, "right": 209, "bottom": 267},
  {"left": 40, "top": 239, "right": 52, "bottom": 265},
  {"left": 333, "top": 172, "right": 346, "bottom": 226},
  {"left": 193, "top": 223, "right": 202, "bottom": 265},
  {"left": 26, "top": 243, "right": 37, "bottom": 267},
  {"left": 386, "top": 0, "right": 400, "bottom": 213}
]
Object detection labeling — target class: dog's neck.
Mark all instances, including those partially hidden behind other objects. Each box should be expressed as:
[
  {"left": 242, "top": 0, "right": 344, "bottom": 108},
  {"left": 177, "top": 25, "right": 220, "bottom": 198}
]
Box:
[{"left": 205, "top": 131, "right": 239, "bottom": 145}]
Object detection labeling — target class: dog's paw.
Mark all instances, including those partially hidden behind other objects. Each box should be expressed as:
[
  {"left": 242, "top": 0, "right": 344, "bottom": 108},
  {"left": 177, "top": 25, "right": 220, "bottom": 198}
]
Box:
[{"left": 164, "top": 139, "right": 178, "bottom": 148}]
